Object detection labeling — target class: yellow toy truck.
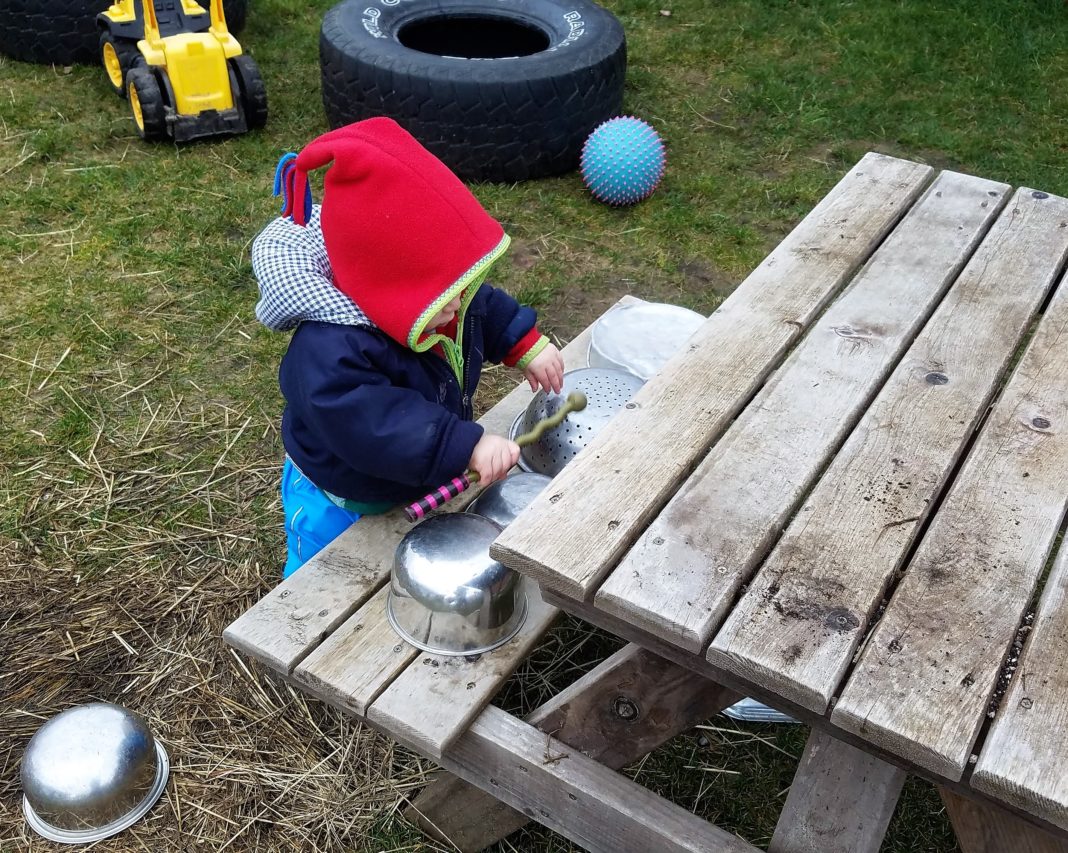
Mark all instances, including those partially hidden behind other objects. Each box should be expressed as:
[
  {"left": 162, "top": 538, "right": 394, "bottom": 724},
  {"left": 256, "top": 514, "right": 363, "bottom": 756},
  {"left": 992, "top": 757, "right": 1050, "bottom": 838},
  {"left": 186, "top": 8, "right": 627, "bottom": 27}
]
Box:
[{"left": 98, "top": 0, "right": 267, "bottom": 142}]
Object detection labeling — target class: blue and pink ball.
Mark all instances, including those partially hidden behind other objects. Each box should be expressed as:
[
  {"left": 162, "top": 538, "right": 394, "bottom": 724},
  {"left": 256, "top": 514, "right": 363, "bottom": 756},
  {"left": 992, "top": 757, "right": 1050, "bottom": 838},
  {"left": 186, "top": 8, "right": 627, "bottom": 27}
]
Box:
[{"left": 580, "top": 116, "right": 666, "bottom": 206}]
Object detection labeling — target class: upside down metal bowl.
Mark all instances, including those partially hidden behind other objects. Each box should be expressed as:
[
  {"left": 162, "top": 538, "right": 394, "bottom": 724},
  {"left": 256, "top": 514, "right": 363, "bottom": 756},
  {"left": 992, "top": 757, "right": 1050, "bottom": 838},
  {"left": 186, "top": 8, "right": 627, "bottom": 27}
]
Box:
[
  {"left": 387, "top": 513, "right": 527, "bottom": 656},
  {"left": 588, "top": 300, "right": 707, "bottom": 380},
  {"left": 21, "top": 702, "right": 170, "bottom": 844},
  {"left": 510, "top": 367, "right": 645, "bottom": 477},
  {"left": 466, "top": 472, "right": 553, "bottom": 528}
]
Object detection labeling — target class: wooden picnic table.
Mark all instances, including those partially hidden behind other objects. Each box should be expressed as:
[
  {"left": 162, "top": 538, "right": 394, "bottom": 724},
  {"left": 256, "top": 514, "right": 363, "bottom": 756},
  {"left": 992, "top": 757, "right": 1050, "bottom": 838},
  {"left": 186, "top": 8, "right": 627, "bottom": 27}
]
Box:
[{"left": 226, "top": 152, "right": 1068, "bottom": 852}]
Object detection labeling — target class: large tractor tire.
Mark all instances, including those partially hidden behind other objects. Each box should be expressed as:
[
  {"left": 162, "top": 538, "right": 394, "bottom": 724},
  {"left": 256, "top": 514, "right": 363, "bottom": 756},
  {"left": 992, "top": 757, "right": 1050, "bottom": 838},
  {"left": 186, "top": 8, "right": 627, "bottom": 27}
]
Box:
[
  {"left": 320, "top": 0, "right": 626, "bottom": 183},
  {"left": 0, "top": 0, "right": 248, "bottom": 65}
]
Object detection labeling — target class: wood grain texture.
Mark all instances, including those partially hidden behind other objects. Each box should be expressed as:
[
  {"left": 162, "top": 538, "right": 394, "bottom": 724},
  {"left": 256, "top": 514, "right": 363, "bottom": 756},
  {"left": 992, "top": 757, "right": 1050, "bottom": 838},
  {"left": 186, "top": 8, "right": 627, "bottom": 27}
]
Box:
[
  {"left": 437, "top": 705, "right": 760, "bottom": 853},
  {"left": 941, "top": 788, "right": 1068, "bottom": 853},
  {"left": 366, "top": 580, "right": 558, "bottom": 758},
  {"left": 769, "top": 728, "right": 905, "bottom": 853},
  {"left": 708, "top": 187, "right": 1068, "bottom": 716},
  {"left": 972, "top": 540, "right": 1068, "bottom": 832},
  {"left": 222, "top": 300, "right": 622, "bottom": 673},
  {"left": 596, "top": 171, "right": 1009, "bottom": 653},
  {"left": 491, "top": 154, "right": 934, "bottom": 601},
  {"left": 406, "top": 645, "right": 741, "bottom": 852},
  {"left": 833, "top": 197, "right": 1068, "bottom": 779},
  {"left": 538, "top": 586, "right": 1068, "bottom": 842},
  {"left": 290, "top": 585, "right": 419, "bottom": 716}
]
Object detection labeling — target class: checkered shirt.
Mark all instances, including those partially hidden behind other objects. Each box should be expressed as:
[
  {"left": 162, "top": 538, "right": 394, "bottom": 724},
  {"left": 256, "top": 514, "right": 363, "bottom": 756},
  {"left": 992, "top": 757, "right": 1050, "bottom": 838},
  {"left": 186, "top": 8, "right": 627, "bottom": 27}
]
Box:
[{"left": 252, "top": 205, "right": 373, "bottom": 332}]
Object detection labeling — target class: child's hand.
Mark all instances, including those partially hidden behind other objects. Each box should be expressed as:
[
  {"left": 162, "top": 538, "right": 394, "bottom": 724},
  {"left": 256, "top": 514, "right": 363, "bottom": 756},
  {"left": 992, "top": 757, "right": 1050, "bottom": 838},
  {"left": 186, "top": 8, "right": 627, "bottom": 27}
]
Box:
[
  {"left": 524, "top": 344, "right": 564, "bottom": 394},
  {"left": 469, "top": 433, "right": 520, "bottom": 486}
]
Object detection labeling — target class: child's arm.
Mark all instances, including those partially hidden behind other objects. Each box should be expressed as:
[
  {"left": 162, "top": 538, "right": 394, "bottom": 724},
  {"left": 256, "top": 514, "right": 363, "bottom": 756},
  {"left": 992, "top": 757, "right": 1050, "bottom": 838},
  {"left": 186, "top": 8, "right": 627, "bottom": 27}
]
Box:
[
  {"left": 479, "top": 284, "right": 564, "bottom": 392},
  {"left": 286, "top": 331, "right": 487, "bottom": 488}
]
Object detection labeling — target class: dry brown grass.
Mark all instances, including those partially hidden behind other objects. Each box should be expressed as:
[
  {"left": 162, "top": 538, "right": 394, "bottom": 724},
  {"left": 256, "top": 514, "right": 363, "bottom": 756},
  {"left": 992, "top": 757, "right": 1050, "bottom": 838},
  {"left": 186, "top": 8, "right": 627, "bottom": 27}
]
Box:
[{"left": 0, "top": 344, "right": 623, "bottom": 852}]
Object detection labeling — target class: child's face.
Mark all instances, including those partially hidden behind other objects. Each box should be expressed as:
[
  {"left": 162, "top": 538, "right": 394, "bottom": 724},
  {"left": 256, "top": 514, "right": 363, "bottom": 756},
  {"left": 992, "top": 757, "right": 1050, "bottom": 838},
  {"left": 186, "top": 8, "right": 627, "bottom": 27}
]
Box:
[{"left": 428, "top": 295, "right": 462, "bottom": 329}]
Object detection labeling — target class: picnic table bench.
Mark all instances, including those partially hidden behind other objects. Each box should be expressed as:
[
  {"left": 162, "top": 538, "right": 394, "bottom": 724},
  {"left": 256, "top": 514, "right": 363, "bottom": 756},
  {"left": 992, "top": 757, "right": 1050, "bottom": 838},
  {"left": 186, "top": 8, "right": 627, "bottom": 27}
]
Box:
[{"left": 226, "top": 152, "right": 1068, "bottom": 852}]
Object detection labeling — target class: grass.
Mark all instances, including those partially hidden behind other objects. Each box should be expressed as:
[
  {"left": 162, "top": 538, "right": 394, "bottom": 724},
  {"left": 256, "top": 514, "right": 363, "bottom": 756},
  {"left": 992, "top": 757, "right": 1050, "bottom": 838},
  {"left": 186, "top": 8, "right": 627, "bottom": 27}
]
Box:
[{"left": 2, "top": 0, "right": 1067, "bottom": 849}]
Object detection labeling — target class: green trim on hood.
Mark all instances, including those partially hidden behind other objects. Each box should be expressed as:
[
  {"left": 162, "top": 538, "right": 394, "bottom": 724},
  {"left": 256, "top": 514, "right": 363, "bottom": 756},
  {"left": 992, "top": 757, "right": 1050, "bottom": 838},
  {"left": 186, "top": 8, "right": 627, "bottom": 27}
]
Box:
[{"left": 408, "top": 233, "right": 511, "bottom": 383}]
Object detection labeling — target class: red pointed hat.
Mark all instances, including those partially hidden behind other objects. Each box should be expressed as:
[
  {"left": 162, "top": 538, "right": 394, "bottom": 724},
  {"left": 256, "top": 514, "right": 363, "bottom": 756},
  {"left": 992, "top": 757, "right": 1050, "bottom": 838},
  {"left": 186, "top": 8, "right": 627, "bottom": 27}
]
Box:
[{"left": 277, "top": 118, "right": 510, "bottom": 349}]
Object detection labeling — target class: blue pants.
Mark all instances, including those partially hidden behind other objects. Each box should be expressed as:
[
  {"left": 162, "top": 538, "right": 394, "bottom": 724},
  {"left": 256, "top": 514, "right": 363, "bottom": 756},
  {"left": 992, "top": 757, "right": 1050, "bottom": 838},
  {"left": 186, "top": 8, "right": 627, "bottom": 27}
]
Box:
[{"left": 280, "top": 458, "right": 361, "bottom": 579}]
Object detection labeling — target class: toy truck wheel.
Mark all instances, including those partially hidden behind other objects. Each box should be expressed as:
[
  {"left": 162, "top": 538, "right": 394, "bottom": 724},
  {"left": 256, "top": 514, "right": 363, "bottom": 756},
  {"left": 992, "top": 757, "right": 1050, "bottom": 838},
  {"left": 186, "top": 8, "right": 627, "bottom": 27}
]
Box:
[
  {"left": 128, "top": 68, "right": 167, "bottom": 141},
  {"left": 100, "top": 33, "right": 138, "bottom": 97},
  {"left": 229, "top": 54, "right": 267, "bottom": 130}
]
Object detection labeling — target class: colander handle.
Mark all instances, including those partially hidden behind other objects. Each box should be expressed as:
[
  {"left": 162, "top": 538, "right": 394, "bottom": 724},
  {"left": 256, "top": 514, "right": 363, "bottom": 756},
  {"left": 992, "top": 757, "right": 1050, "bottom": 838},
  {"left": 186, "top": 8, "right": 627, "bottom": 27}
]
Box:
[{"left": 404, "top": 472, "right": 480, "bottom": 522}]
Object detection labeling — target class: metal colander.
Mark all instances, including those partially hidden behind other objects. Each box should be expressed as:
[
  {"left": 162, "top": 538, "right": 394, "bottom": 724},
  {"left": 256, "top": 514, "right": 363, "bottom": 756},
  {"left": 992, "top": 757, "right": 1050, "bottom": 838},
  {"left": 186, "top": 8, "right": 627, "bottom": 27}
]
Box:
[{"left": 509, "top": 368, "right": 645, "bottom": 477}]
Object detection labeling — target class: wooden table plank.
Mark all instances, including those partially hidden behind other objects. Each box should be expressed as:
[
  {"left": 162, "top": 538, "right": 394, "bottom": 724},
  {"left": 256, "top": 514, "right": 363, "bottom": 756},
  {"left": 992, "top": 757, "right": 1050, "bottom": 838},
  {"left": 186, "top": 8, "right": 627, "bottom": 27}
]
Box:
[
  {"left": 491, "top": 153, "right": 934, "bottom": 601},
  {"left": 427, "top": 705, "right": 760, "bottom": 853},
  {"left": 290, "top": 585, "right": 420, "bottom": 716},
  {"left": 223, "top": 302, "right": 619, "bottom": 673},
  {"left": 707, "top": 187, "right": 1068, "bottom": 715},
  {"left": 972, "top": 539, "right": 1068, "bottom": 832},
  {"left": 539, "top": 582, "right": 1068, "bottom": 842},
  {"left": 407, "top": 645, "right": 741, "bottom": 853},
  {"left": 769, "top": 728, "right": 905, "bottom": 853},
  {"left": 941, "top": 788, "right": 1068, "bottom": 853},
  {"left": 832, "top": 216, "right": 1068, "bottom": 779},
  {"left": 366, "top": 580, "right": 558, "bottom": 759},
  {"left": 595, "top": 171, "right": 1009, "bottom": 652},
  {"left": 222, "top": 513, "right": 410, "bottom": 673}
]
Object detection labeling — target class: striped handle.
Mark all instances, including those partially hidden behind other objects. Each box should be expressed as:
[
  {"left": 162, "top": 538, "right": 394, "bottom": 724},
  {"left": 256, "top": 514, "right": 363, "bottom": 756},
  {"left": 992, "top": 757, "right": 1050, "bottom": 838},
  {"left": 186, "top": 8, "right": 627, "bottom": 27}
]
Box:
[{"left": 404, "top": 472, "right": 479, "bottom": 522}]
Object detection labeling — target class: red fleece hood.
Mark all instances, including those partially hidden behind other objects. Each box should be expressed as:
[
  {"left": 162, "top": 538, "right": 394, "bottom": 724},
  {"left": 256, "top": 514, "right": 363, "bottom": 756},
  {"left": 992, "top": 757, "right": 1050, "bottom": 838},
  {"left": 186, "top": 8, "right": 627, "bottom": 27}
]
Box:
[{"left": 279, "top": 118, "right": 510, "bottom": 349}]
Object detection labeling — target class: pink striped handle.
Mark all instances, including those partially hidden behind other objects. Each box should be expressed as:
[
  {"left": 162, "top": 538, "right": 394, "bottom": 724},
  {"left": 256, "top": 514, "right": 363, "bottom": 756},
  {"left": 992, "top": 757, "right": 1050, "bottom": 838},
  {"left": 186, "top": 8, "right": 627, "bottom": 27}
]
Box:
[{"left": 404, "top": 473, "right": 478, "bottom": 522}]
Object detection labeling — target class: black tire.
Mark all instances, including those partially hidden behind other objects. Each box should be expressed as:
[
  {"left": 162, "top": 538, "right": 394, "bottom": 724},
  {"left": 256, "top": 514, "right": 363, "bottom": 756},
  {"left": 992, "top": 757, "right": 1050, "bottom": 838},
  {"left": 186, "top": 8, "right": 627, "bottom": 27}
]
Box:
[
  {"left": 0, "top": 0, "right": 248, "bottom": 65},
  {"left": 128, "top": 66, "right": 167, "bottom": 141},
  {"left": 230, "top": 53, "right": 267, "bottom": 129},
  {"left": 319, "top": 0, "right": 626, "bottom": 183},
  {"left": 99, "top": 32, "right": 138, "bottom": 96}
]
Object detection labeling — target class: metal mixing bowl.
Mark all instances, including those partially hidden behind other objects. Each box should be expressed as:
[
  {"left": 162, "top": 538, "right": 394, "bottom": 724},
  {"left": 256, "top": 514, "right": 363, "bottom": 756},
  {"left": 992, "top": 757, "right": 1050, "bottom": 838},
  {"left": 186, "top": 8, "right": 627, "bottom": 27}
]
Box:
[
  {"left": 21, "top": 702, "right": 169, "bottom": 844},
  {"left": 387, "top": 513, "right": 527, "bottom": 656},
  {"left": 510, "top": 367, "right": 645, "bottom": 477},
  {"left": 588, "top": 300, "right": 706, "bottom": 380},
  {"left": 466, "top": 472, "right": 553, "bottom": 528}
]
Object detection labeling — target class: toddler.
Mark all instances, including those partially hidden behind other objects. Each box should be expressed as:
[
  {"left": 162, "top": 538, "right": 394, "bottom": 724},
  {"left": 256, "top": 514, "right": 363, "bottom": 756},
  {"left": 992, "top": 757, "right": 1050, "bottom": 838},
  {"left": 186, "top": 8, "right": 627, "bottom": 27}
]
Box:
[{"left": 252, "top": 118, "right": 563, "bottom": 578}]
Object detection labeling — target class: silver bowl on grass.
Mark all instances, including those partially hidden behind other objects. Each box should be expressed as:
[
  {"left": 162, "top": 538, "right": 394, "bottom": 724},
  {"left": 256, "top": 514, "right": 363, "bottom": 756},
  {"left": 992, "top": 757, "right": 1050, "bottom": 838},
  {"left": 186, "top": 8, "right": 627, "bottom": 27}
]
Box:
[
  {"left": 387, "top": 513, "right": 527, "bottom": 656},
  {"left": 510, "top": 367, "right": 645, "bottom": 477},
  {"left": 21, "top": 702, "right": 169, "bottom": 844}
]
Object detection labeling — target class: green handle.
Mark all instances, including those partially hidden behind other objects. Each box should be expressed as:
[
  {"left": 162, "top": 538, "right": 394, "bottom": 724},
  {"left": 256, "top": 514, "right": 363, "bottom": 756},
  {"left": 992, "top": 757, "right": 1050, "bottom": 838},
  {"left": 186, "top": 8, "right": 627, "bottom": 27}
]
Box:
[{"left": 514, "top": 391, "right": 588, "bottom": 447}]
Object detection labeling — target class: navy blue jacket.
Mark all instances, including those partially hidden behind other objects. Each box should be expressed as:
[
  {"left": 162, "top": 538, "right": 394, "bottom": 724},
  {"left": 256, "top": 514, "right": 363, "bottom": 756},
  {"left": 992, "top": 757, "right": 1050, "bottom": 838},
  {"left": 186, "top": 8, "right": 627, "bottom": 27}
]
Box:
[{"left": 279, "top": 284, "right": 538, "bottom": 506}]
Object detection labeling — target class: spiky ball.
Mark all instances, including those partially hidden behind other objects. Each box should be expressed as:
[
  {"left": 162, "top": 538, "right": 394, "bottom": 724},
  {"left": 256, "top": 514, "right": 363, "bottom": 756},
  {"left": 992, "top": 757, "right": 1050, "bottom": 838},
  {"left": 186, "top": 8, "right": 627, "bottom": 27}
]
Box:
[{"left": 580, "top": 116, "right": 666, "bottom": 206}]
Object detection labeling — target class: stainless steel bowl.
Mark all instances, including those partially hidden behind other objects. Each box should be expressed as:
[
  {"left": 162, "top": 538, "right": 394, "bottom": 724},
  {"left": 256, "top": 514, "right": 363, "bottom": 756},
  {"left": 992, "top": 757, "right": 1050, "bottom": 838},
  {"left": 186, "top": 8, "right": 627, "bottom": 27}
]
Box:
[
  {"left": 588, "top": 300, "right": 706, "bottom": 380},
  {"left": 387, "top": 513, "right": 527, "bottom": 656},
  {"left": 466, "top": 472, "right": 553, "bottom": 528},
  {"left": 21, "top": 702, "right": 169, "bottom": 844},
  {"left": 510, "top": 367, "right": 645, "bottom": 476}
]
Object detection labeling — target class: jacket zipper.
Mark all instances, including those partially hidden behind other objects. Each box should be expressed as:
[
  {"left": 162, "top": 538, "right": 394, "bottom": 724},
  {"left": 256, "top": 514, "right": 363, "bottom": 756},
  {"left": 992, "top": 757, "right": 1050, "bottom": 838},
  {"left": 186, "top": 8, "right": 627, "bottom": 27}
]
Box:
[{"left": 460, "top": 309, "right": 472, "bottom": 419}]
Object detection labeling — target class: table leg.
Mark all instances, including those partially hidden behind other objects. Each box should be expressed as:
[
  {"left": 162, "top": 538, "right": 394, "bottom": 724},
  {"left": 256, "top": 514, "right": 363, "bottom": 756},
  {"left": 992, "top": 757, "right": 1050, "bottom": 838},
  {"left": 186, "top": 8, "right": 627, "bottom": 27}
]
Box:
[
  {"left": 406, "top": 643, "right": 741, "bottom": 852},
  {"left": 769, "top": 728, "right": 905, "bottom": 853},
  {"left": 940, "top": 787, "right": 1068, "bottom": 853}
]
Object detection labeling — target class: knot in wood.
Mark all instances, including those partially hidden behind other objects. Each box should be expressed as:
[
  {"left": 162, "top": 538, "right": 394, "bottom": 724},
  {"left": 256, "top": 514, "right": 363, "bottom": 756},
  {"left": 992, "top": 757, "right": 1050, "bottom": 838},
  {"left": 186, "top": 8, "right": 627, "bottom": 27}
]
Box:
[
  {"left": 613, "top": 696, "right": 640, "bottom": 721},
  {"left": 1032, "top": 191, "right": 1049, "bottom": 199},
  {"left": 925, "top": 371, "right": 949, "bottom": 385},
  {"left": 1032, "top": 416, "right": 1051, "bottom": 430}
]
